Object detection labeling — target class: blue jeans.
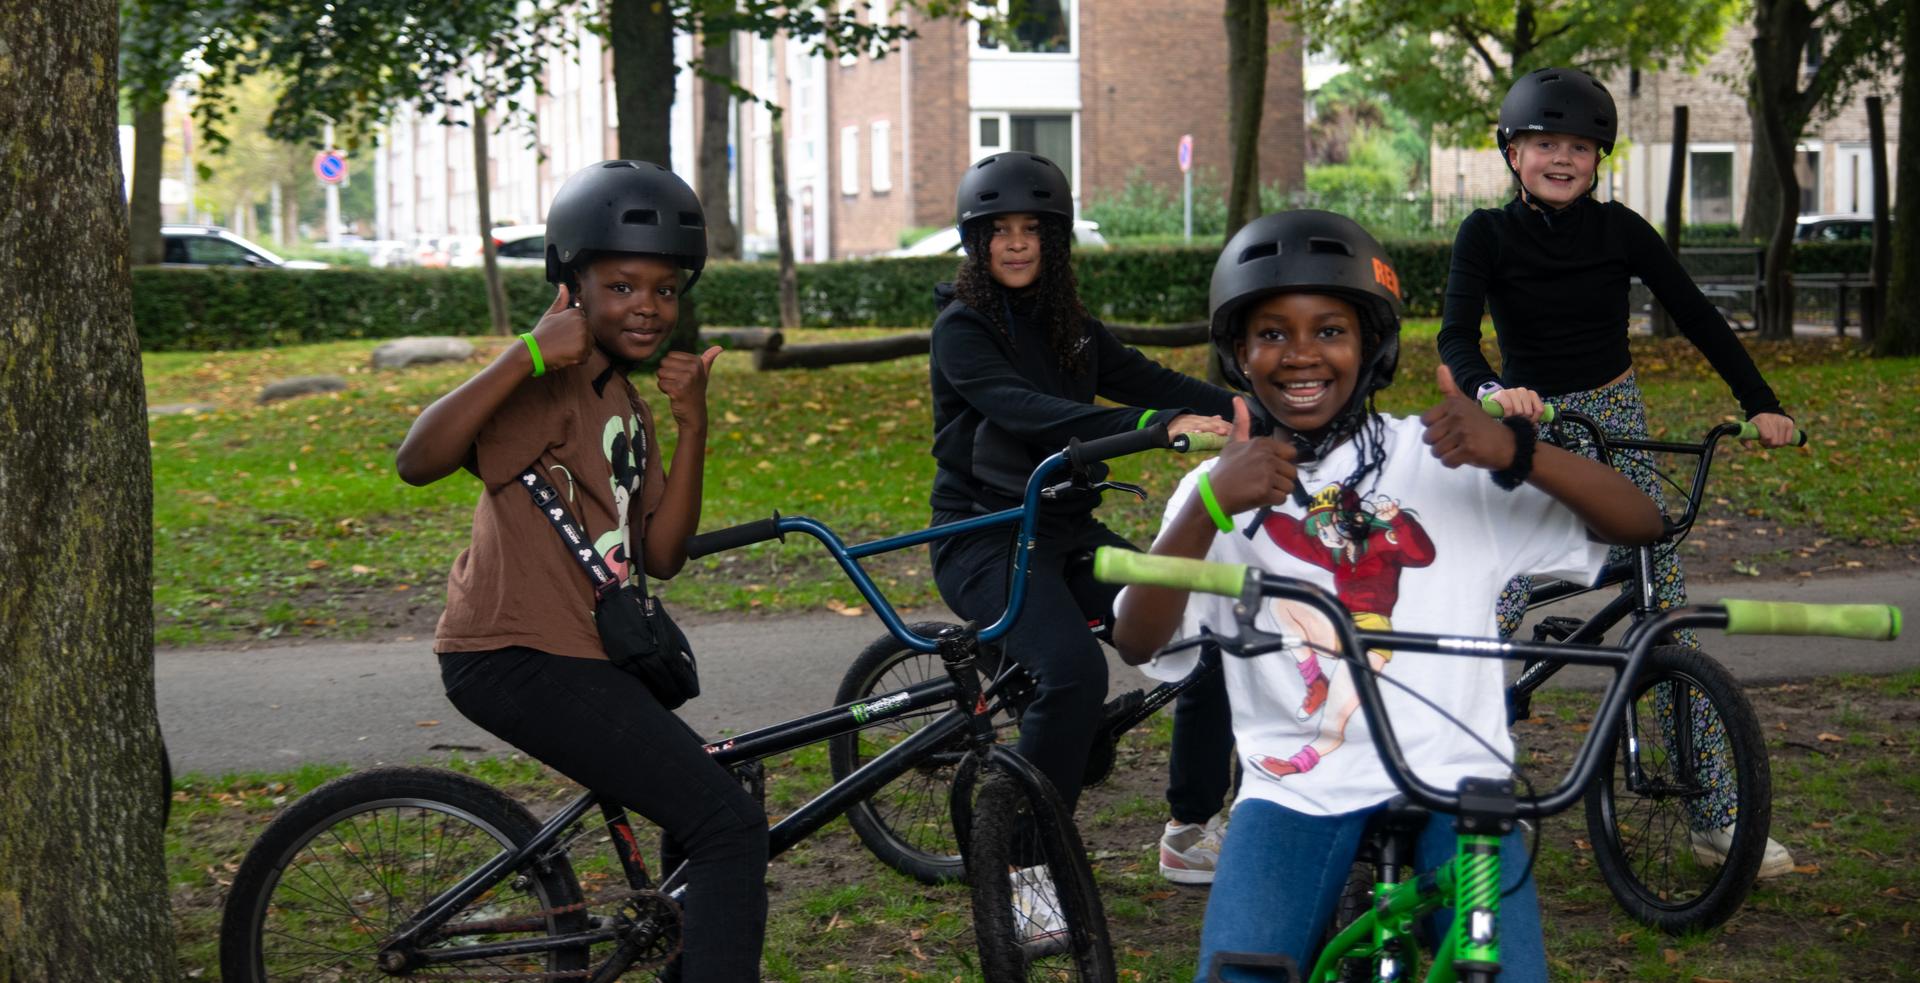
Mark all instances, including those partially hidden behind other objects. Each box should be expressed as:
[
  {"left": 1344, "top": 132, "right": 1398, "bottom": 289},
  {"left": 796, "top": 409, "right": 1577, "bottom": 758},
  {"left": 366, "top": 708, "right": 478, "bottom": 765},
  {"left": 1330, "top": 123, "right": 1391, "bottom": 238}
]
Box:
[{"left": 1195, "top": 798, "right": 1546, "bottom": 983}]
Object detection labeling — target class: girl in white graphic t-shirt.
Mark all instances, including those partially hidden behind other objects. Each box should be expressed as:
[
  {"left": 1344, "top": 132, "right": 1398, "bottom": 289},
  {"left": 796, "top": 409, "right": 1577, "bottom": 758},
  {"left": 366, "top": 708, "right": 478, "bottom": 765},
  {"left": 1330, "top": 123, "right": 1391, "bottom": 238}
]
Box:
[{"left": 1110, "top": 210, "right": 1661, "bottom": 983}]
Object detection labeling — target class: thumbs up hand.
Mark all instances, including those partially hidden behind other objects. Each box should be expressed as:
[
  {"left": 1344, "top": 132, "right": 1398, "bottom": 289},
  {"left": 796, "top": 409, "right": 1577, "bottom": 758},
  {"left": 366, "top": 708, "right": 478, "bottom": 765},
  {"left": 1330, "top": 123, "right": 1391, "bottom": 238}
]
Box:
[
  {"left": 529, "top": 284, "right": 594, "bottom": 373},
  {"left": 1204, "top": 397, "right": 1299, "bottom": 514},
  {"left": 1422, "top": 365, "right": 1521, "bottom": 471},
  {"left": 657, "top": 345, "right": 725, "bottom": 428}
]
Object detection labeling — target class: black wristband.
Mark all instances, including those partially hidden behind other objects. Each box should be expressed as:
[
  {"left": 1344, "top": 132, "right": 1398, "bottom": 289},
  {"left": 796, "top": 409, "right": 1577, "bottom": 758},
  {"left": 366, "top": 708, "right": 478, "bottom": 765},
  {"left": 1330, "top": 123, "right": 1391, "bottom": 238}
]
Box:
[{"left": 1490, "top": 417, "right": 1536, "bottom": 491}]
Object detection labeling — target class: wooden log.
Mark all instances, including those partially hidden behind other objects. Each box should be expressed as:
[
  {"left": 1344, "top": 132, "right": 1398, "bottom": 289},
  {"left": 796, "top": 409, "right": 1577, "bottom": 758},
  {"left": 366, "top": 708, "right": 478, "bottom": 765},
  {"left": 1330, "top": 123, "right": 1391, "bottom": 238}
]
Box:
[
  {"left": 754, "top": 331, "right": 932, "bottom": 370},
  {"left": 1104, "top": 322, "right": 1211, "bottom": 346},
  {"left": 699, "top": 327, "right": 784, "bottom": 351}
]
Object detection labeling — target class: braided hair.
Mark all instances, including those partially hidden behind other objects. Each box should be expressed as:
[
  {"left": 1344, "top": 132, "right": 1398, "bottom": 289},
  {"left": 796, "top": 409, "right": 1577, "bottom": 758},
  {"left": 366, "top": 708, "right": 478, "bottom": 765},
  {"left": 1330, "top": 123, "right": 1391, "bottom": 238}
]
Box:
[{"left": 951, "top": 215, "right": 1091, "bottom": 376}]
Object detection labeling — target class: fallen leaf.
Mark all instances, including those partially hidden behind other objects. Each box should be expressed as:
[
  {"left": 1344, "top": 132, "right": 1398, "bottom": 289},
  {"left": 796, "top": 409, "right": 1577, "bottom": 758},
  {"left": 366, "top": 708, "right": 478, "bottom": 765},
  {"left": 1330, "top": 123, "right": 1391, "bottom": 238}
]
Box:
[
  {"left": 1795, "top": 863, "right": 1822, "bottom": 875},
  {"left": 1817, "top": 732, "right": 1844, "bottom": 742},
  {"left": 804, "top": 432, "right": 824, "bottom": 446},
  {"left": 307, "top": 559, "right": 329, "bottom": 570},
  {"left": 416, "top": 720, "right": 440, "bottom": 728},
  {"left": 1811, "top": 821, "right": 1833, "bottom": 829},
  {"left": 1663, "top": 948, "right": 1680, "bottom": 966},
  {"left": 350, "top": 564, "right": 374, "bottom": 575}
]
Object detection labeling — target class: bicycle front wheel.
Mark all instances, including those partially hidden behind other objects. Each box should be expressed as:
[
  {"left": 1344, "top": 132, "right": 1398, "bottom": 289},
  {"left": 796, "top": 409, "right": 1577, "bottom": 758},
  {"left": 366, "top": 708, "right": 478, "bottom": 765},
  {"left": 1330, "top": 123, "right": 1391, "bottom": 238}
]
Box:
[
  {"left": 828, "top": 627, "right": 1020, "bottom": 885},
  {"left": 967, "top": 764, "right": 1115, "bottom": 982},
  {"left": 219, "top": 766, "right": 590, "bottom": 981},
  {"left": 1584, "top": 644, "right": 1772, "bottom": 932}
]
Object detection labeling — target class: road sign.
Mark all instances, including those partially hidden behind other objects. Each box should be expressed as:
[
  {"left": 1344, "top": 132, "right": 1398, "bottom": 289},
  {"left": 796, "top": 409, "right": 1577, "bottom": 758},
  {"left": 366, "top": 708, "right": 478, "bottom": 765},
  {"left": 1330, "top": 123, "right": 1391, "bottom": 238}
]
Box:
[
  {"left": 1177, "top": 134, "right": 1193, "bottom": 174},
  {"left": 314, "top": 150, "right": 347, "bottom": 185}
]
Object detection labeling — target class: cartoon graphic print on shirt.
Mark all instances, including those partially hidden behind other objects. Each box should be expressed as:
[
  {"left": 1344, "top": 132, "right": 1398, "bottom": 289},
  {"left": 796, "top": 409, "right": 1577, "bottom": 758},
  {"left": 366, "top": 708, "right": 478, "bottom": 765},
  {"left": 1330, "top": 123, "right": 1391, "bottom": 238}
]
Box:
[
  {"left": 1248, "top": 484, "right": 1434, "bottom": 782},
  {"left": 593, "top": 410, "right": 646, "bottom": 586}
]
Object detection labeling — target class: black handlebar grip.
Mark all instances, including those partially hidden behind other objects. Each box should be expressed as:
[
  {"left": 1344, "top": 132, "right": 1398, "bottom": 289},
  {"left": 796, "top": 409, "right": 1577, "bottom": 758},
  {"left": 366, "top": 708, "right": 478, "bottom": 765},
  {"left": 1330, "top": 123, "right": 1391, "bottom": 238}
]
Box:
[
  {"left": 685, "top": 512, "right": 783, "bottom": 558},
  {"left": 1068, "top": 424, "right": 1171, "bottom": 472}
]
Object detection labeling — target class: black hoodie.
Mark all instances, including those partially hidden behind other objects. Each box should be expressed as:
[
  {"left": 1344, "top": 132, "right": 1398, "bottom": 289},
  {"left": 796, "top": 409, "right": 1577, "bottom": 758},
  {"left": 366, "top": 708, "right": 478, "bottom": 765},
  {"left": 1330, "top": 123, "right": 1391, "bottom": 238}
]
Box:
[{"left": 927, "top": 283, "right": 1235, "bottom": 514}]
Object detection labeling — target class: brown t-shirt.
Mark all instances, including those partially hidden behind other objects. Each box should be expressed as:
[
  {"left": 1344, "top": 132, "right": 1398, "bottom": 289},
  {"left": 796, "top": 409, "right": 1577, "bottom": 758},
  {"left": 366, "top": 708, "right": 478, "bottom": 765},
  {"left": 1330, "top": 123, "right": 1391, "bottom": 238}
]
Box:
[{"left": 435, "top": 348, "right": 668, "bottom": 660}]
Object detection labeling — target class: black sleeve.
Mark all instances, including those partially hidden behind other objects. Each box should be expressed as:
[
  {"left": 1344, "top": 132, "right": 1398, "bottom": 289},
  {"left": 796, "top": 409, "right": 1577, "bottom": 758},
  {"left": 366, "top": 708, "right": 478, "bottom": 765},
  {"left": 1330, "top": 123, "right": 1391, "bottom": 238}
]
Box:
[
  {"left": 1437, "top": 211, "right": 1503, "bottom": 396},
  {"left": 1089, "top": 321, "right": 1238, "bottom": 422},
  {"left": 931, "top": 311, "right": 1146, "bottom": 447},
  {"left": 1622, "top": 208, "right": 1784, "bottom": 418}
]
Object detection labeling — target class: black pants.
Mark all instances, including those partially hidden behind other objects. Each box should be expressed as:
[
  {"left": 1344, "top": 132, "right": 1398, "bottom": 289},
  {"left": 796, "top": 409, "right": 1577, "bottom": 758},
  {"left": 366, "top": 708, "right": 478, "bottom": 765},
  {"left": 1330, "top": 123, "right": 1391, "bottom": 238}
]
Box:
[
  {"left": 441, "top": 648, "right": 768, "bottom": 983},
  {"left": 932, "top": 511, "right": 1233, "bottom": 818}
]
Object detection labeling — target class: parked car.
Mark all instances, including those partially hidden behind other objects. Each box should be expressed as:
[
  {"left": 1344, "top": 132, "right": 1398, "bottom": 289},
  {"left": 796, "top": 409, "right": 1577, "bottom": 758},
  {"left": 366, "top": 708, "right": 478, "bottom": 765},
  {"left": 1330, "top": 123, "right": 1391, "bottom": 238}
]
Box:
[
  {"left": 491, "top": 224, "right": 548, "bottom": 267},
  {"left": 1794, "top": 213, "right": 1884, "bottom": 242},
  {"left": 160, "top": 225, "right": 329, "bottom": 269},
  {"left": 884, "top": 219, "right": 1109, "bottom": 258}
]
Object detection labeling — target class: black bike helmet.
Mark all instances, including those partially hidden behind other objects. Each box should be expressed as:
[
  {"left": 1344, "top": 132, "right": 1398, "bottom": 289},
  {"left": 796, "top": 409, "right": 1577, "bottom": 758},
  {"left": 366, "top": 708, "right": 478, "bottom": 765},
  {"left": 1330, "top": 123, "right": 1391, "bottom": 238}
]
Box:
[
  {"left": 545, "top": 160, "right": 708, "bottom": 291},
  {"left": 1207, "top": 210, "right": 1403, "bottom": 401},
  {"left": 1497, "top": 67, "right": 1618, "bottom": 157},
  {"left": 954, "top": 152, "right": 1075, "bottom": 230}
]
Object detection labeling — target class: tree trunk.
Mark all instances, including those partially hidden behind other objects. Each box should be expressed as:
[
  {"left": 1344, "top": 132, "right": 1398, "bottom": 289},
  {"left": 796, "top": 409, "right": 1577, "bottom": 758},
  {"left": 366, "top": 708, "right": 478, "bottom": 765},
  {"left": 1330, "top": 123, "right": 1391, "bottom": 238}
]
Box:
[
  {"left": 1748, "top": 0, "right": 1815, "bottom": 340},
  {"left": 128, "top": 101, "right": 165, "bottom": 264},
  {"left": 473, "top": 105, "right": 510, "bottom": 336},
  {"left": 609, "top": 0, "right": 675, "bottom": 164},
  {"left": 700, "top": 30, "right": 740, "bottom": 261},
  {"left": 1863, "top": 95, "right": 1890, "bottom": 344},
  {"left": 771, "top": 108, "right": 801, "bottom": 330},
  {"left": 1740, "top": 96, "right": 1785, "bottom": 240},
  {"left": 1876, "top": 0, "right": 1920, "bottom": 357},
  {"left": 0, "top": 1, "right": 177, "bottom": 978},
  {"left": 1654, "top": 105, "right": 1689, "bottom": 338},
  {"left": 1222, "top": 0, "right": 1267, "bottom": 239}
]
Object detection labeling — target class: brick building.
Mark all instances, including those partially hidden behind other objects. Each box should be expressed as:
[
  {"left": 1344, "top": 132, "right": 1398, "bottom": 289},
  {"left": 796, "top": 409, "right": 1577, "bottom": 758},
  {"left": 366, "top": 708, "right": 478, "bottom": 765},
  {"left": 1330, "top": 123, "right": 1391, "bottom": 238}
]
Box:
[
  {"left": 1429, "top": 24, "right": 1902, "bottom": 225},
  {"left": 735, "top": 0, "right": 1307, "bottom": 259}
]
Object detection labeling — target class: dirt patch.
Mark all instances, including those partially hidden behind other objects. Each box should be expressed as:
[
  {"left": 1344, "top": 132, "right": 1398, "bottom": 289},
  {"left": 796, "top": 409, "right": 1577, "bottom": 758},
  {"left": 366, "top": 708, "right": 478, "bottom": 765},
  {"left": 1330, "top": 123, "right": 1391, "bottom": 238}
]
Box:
[{"left": 1679, "top": 512, "right": 1918, "bottom": 584}]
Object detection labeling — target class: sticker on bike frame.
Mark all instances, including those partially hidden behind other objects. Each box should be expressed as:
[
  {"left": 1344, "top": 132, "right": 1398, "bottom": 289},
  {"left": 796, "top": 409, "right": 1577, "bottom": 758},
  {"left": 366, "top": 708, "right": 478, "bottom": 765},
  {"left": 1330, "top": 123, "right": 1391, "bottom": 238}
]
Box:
[{"left": 851, "top": 692, "right": 912, "bottom": 724}]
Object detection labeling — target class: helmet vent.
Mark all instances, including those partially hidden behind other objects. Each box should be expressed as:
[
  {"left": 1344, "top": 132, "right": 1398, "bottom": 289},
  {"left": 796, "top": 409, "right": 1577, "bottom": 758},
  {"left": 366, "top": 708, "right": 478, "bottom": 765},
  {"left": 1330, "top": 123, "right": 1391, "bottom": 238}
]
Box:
[
  {"left": 1542, "top": 108, "right": 1565, "bottom": 119},
  {"left": 679, "top": 211, "right": 704, "bottom": 228},
  {"left": 1238, "top": 241, "right": 1278, "bottom": 264},
  {"left": 1031, "top": 189, "right": 1053, "bottom": 199},
  {"left": 1307, "top": 237, "right": 1355, "bottom": 256},
  {"left": 621, "top": 208, "right": 660, "bottom": 226},
  {"left": 978, "top": 191, "right": 1001, "bottom": 202}
]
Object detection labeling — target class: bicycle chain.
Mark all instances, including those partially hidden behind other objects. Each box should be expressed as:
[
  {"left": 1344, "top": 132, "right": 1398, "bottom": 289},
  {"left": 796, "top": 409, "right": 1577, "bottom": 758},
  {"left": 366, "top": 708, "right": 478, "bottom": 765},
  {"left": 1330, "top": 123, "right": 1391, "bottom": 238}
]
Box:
[{"left": 386, "top": 886, "right": 679, "bottom": 981}]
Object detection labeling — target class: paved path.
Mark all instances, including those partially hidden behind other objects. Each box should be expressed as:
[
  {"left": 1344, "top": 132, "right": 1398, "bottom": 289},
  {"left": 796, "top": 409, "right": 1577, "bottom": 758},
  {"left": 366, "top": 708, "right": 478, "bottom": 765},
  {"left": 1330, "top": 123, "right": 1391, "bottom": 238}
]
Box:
[{"left": 156, "top": 571, "right": 1918, "bottom": 777}]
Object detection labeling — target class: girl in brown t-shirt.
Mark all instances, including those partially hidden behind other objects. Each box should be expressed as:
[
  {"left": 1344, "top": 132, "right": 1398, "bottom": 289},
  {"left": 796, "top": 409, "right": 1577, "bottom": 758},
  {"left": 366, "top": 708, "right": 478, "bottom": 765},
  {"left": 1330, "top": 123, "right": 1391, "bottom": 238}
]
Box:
[{"left": 396, "top": 161, "right": 766, "bottom": 981}]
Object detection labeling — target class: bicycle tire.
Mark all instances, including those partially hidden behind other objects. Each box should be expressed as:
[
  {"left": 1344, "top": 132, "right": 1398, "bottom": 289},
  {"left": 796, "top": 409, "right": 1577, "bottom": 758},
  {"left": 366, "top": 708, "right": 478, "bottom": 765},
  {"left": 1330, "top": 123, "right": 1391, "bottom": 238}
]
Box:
[
  {"left": 220, "top": 765, "right": 590, "bottom": 981},
  {"left": 967, "top": 767, "right": 1116, "bottom": 982},
  {"left": 1584, "top": 644, "right": 1771, "bottom": 933},
  {"left": 828, "top": 626, "right": 1020, "bottom": 885}
]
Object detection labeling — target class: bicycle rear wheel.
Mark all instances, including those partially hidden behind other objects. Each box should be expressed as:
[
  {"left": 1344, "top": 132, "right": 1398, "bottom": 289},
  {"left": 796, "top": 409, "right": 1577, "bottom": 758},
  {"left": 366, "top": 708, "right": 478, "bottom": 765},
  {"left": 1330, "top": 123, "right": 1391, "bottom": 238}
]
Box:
[
  {"left": 220, "top": 766, "right": 590, "bottom": 981},
  {"left": 1584, "top": 644, "right": 1771, "bottom": 932},
  {"left": 967, "top": 765, "right": 1115, "bottom": 982},
  {"left": 828, "top": 626, "right": 1020, "bottom": 884}
]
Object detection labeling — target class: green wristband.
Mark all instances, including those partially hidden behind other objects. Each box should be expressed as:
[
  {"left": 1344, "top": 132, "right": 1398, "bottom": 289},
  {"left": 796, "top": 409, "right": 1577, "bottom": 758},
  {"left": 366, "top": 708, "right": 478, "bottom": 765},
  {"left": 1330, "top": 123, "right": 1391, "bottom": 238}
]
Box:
[
  {"left": 1195, "top": 471, "right": 1234, "bottom": 533},
  {"left": 519, "top": 332, "right": 546, "bottom": 377},
  {"left": 1135, "top": 409, "right": 1159, "bottom": 430}
]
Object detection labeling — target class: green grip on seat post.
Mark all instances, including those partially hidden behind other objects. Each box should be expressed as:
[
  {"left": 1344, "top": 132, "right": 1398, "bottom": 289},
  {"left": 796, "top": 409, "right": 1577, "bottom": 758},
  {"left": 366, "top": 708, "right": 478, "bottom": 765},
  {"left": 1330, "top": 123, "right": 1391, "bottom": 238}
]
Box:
[
  {"left": 1719, "top": 599, "right": 1902, "bottom": 640},
  {"left": 1092, "top": 547, "right": 1247, "bottom": 598}
]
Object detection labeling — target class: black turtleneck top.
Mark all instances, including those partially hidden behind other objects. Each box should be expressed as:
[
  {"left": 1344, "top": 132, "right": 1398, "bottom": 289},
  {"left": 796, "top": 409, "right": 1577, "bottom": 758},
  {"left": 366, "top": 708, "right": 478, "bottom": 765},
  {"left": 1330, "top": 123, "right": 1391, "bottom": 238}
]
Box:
[{"left": 1437, "top": 197, "right": 1782, "bottom": 419}]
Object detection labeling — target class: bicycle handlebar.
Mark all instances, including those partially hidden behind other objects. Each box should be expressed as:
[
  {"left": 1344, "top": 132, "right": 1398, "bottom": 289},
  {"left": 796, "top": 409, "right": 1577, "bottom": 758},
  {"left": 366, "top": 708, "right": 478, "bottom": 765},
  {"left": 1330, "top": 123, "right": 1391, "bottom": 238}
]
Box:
[
  {"left": 1720, "top": 598, "right": 1900, "bottom": 639},
  {"left": 686, "top": 512, "right": 784, "bottom": 559},
  {"left": 1480, "top": 396, "right": 1809, "bottom": 447},
  {"left": 1093, "top": 547, "right": 1904, "bottom": 817}
]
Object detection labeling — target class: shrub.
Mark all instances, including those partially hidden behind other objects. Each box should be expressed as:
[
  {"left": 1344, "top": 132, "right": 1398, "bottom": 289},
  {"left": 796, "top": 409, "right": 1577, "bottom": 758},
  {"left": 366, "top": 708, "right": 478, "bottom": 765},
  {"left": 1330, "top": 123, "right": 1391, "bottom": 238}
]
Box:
[{"left": 131, "top": 239, "right": 1874, "bottom": 350}]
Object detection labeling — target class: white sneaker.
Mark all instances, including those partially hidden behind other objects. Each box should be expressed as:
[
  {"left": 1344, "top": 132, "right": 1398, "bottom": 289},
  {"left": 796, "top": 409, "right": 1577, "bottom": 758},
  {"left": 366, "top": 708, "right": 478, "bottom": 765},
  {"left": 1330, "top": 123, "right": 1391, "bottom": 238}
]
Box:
[
  {"left": 1010, "top": 864, "right": 1070, "bottom": 952},
  {"left": 1689, "top": 825, "right": 1797, "bottom": 879},
  {"left": 1159, "top": 814, "right": 1228, "bottom": 885}
]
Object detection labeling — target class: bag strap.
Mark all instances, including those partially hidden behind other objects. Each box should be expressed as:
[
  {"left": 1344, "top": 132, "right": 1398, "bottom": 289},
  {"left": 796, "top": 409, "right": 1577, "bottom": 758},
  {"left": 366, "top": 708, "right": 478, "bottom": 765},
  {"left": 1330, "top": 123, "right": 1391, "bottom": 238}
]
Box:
[{"left": 517, "top": 467, "right": 630, "bottom": 601}]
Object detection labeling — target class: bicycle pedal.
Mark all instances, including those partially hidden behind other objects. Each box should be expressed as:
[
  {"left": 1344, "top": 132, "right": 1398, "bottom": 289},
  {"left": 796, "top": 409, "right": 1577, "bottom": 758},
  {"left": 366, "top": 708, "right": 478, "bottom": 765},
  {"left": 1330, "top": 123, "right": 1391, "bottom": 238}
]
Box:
[
  {"left": 1530, "top": 616, "right": 1585, "bottom": 643},
  {"left": 1101, "top": 689, "right": 1147, "bottom": 733},
  {"left": 731, "top": 760, "right": 767, "bottom": 808}
]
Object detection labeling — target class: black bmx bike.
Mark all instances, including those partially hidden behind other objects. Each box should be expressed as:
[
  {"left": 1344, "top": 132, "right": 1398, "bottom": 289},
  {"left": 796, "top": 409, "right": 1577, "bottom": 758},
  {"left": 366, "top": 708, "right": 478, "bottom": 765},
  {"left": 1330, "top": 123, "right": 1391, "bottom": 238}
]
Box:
[{"left": 216, "top": 426, "right": 1209, "bottom": 983}]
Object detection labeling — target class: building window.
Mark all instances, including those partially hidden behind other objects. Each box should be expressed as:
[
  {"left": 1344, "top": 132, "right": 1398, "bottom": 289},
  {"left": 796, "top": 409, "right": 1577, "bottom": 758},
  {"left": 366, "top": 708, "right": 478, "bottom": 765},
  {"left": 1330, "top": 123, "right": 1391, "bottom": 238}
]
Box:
[
  {"left": 868, "top": 0, "right": 888, "bottom": 26},
  {"left": 975, "top": 0, "right": 1071, "bottom": 54},
  {"left": 1795, "top": 147, "right": 1822, "bottom": 215},
  {"left": 838, "top": 0, "right": 858, "bottom": 66},
  {"left": 840, "top": 125, "right": 860, "bottom": 196},
  {"left": 1688, "top": 150, "right": 1734, "bottom": 225},
  {"left": 979, "top": 116, "right": 1002, "bottom": 149},
  {"left": 972, "top": 112, "right": 1074, "bottom": 186},
  {"left": 870, "top": 121, "right": 892, "bottom": 193}
]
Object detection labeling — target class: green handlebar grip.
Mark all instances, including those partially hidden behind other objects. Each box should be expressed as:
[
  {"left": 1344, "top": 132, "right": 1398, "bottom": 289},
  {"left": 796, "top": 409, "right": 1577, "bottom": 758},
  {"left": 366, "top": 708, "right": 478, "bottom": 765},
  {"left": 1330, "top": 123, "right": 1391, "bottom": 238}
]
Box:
[
  {"left": 1479, "top": 395, "right": 1557, "bottom": 423},
  {"left": 1093, "top": 547, "right": 1248, "bottom": 598},
  {"left": 1736, "top": 421, "right": 1810, "bottom": 447},
  {"left": 1720, "top": 599, "right": 1902, "bottom": 640},
  {"left": 1174, "top": 432, "right": 1228, "bottom": 453}
]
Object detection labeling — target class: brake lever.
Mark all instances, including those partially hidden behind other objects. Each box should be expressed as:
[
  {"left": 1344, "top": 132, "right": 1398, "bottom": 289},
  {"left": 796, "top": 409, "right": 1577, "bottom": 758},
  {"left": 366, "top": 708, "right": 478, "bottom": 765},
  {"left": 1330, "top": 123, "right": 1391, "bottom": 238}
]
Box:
[{"left": 1091, "top": 480, "right": 1148, "bottom": 502}]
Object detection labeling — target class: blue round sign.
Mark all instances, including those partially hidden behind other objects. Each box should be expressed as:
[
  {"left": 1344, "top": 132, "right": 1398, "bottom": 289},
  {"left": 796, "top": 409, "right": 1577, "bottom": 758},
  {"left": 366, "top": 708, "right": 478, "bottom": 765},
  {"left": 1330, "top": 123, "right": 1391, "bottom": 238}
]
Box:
[
  {"left": 1177, "top": 134, "right": 1193, "bottom": 173},
  {"left": 314, "top": 150, "right": 347, "bottom": 185}
]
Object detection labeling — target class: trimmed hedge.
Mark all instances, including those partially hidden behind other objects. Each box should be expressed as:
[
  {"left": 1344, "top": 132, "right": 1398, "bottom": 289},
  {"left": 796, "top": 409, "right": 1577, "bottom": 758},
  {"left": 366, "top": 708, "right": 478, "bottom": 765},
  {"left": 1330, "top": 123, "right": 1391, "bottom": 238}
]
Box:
[{"left": 131, "top": 240, "right": 1875, "bottom": 351}]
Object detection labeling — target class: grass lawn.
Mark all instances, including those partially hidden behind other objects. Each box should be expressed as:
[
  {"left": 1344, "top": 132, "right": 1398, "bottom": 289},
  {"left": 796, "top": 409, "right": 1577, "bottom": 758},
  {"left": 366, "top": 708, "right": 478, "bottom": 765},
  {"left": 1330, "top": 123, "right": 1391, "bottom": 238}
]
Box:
[
  {"left": 145, "top": 323, "right": 1920, "bottom": 645},
  {"left": 168, "top": 670, "right": 1920, "bottom": 981}
]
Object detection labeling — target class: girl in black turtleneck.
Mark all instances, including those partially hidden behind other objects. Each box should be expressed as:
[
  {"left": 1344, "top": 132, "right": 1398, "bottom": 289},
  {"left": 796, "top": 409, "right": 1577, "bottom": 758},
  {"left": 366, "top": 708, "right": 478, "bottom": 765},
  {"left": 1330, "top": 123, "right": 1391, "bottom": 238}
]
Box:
[
  {"left": 1438, "top": 67, "right": 1800, "bottom": 878},
  {"left": 927, "top": 154, "right": 1239, "bottom": 901}
]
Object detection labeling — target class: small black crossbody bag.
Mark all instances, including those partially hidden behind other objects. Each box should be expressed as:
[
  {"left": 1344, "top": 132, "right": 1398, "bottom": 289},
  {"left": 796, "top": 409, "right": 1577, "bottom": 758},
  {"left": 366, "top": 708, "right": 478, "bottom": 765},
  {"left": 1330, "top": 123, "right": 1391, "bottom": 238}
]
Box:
[{"left": 517, "top": 464, "right": 699, "bottom": 710}]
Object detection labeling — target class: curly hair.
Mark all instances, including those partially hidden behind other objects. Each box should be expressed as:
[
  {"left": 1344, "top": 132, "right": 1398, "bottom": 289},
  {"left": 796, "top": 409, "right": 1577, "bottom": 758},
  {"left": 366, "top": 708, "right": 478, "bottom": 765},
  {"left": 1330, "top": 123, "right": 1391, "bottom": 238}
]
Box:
[{"left": 951, "top": 215, "right": 1090, "bottom": 376}]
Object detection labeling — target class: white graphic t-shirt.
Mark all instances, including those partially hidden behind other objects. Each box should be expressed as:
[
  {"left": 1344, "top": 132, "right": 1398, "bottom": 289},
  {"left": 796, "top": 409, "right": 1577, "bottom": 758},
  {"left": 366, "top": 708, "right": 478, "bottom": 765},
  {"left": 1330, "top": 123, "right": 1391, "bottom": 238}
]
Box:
[{"left": 1130, "top": 414, "right": 1608, "bottom": 817}]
